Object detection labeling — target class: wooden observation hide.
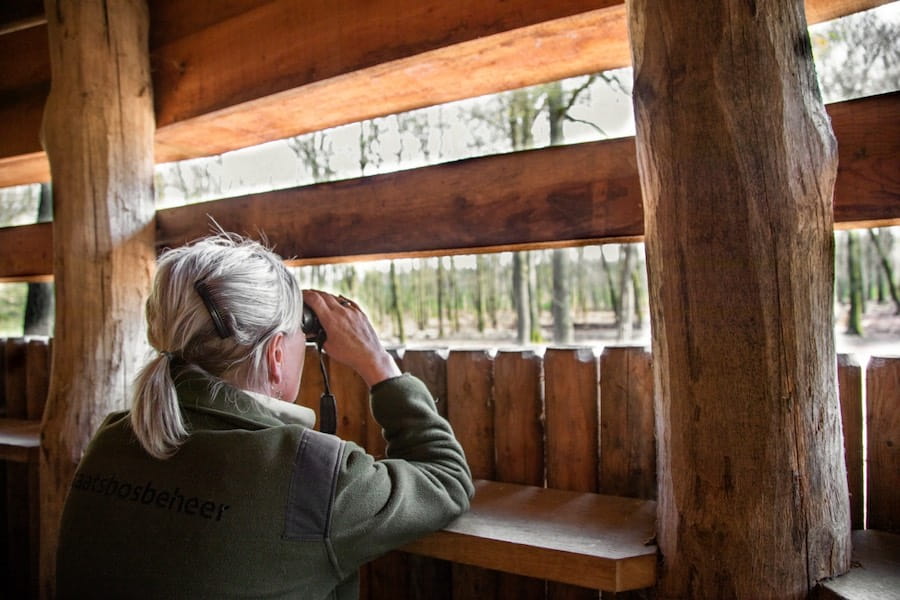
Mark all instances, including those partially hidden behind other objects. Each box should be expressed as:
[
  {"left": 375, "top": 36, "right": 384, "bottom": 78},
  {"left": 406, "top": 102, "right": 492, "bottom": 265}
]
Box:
[{"left": 0, "top": 0, "right": 897, "bottom": 598}]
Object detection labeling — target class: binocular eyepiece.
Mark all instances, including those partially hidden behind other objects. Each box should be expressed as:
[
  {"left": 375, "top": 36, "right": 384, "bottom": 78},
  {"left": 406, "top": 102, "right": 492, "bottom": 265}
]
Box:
[{"left": 301, "top": 303, "right": 326, "bottom": 346}]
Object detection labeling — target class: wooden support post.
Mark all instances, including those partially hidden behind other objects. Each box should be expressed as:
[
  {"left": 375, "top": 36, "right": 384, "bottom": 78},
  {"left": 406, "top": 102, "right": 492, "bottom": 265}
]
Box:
[
  {"left": 627, "top": 0, "right": 851, "bottom": 597},
  {"left": 38, "top": 1, "right": 156, "bottom": 596}
]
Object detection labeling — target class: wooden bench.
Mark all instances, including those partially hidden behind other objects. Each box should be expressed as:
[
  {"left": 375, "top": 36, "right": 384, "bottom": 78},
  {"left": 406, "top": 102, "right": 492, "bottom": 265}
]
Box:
[
  {"left": 819, "top": 530, "right": 900, "bottom": 600},
  {"left": 0, "top": 425, "right": 658, "bottom": 593},
  {"left": 0, "top": 417, "right": 40, "bottom": 463},
  {"left": 0, "top": 415, "right": 659, "bottom": 593},
  {"left": 403, "top": 479, "right": 658, "bottom": 592}
]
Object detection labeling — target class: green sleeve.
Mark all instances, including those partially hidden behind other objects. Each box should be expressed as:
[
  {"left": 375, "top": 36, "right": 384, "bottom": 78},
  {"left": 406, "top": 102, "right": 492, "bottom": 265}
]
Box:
[{"left": 327, "top": 373, "right": 474, "bottom": 579}]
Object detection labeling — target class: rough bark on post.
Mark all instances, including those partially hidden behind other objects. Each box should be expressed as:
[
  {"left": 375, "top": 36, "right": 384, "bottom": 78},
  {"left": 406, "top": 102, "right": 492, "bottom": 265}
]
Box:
[
  {"left": 627, "top": 1, "right": 850, "bottom": 597},
  {"left": 39, "top": 1, "right": 155, "bottom": 596}
]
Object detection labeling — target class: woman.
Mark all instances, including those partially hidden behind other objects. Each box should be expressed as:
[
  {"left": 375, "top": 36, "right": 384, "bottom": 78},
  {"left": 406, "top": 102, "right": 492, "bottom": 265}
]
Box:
[{"left": 56, "top": 233, "right": 473, "bottom": 599}]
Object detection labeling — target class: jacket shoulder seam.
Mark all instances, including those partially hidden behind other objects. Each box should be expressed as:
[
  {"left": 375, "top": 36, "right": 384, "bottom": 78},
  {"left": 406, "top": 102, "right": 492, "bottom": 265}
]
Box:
[{"left": 283, "top": 429, "right": 342, "bottom": 541}]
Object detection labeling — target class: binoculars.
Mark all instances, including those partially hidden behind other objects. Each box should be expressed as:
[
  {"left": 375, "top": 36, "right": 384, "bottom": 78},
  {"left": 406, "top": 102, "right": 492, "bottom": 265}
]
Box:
[{"left": 301, "top": 303, "right": 326, "bottom": 346}]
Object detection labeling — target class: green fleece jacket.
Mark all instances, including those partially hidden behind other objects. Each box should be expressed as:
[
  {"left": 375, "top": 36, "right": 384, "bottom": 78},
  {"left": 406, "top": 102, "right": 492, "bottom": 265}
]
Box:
[{"left": 56, "top": 372, "right": 473, "bottom": 599}]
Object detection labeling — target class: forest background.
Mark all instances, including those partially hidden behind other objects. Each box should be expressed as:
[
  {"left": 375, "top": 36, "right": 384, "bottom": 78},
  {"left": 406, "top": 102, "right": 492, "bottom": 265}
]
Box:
[{"left": 1, "top": 4, "right": 898, "bottom": 358}]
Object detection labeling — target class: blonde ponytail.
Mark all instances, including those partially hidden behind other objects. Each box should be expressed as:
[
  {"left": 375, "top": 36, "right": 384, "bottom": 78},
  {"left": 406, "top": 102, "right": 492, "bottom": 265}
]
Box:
[{"left": 131, "top": 352, "right": 186, "bottom": 459}]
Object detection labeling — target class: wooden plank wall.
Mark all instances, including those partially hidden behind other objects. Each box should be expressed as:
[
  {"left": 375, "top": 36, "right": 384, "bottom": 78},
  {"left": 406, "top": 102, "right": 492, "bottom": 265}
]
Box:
[
  {"left": 1, "top": 337, "right": 49, "bottom": 599},
  {"left": 2, "top": 340, "right": 897, "bottom": 598},
  {"left": 866, "top": 357, "right": 900, "bottom": 534}
]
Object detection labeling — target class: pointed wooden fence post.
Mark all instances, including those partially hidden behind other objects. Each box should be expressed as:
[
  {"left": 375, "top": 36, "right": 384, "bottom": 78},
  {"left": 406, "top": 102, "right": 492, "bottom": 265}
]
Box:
[
  {"left": 39, "top": 1, "right": 156, "bottom": 596},
  {"left": 866, "top": 356, "right": 900, "bottom": 533}
]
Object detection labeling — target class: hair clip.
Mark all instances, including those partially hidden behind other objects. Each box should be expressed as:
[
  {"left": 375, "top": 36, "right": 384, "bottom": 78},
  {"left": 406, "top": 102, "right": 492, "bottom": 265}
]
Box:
[{"left": 194, "top": 280, "right": 233, "bottom": 339}]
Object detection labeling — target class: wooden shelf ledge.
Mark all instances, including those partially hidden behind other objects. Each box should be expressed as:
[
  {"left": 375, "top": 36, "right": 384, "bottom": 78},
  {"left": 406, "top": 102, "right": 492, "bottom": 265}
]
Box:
[
  {"left": 402, "top": 479, "right": 658, "bottom": 592},
  {"left": 819, "top": 530, "right": 900, "bottom": 600},
  {"left": 0, "top": 418, "right": 40, "bottom": 463}
]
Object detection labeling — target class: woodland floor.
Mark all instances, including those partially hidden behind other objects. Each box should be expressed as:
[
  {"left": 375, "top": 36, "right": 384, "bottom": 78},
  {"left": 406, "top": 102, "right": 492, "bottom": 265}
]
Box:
[{"left": 834, "top": 302, "right": 900, "bottom": 359}]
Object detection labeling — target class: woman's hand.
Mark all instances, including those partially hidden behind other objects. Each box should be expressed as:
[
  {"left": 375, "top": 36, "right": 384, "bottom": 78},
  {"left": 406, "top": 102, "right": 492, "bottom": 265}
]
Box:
[{"left": 302, "top": 290, "right": 402, "bottom": 388}]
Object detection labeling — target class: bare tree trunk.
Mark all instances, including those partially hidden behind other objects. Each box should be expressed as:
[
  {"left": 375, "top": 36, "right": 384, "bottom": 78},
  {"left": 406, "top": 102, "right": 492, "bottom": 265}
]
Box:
[
  {"left": 448, "top": 256, "right": 460, "bottom": 333},
  {"left": 631, "top": 267, "right": 646, "bottom": 332},
  {"left": 415, "top": 261, "right": 427, "bottom": 330},
  {"left": 475, "top": 255, "right": 487, "bottom": 333},
  {"left": 488, "top": 255, "right": 499, "bottom": 329},
  {"left": 552, "top": 248, "right": 573, "bottom": 344},
  {"left": 864, "top": 230, "right": 879, "bottom": 303},
  {"left": 628, "top": 0, "right": 850, "bottom": 597},
  {"left": 846, "top": 230, "right": 864, "bottom": 334},
  {"left": 599, "top": 246, "right": 620, "bottom": 315},
  {"left": 24, "top": 183, "right": 54, "bottom": 336},
  {"left": 437, "top": 257, "right": 445, "bottom": 338},
  {"left": 513, "top": 252, "right": 530, "bottom": 345},
  {"left": 575, "top": 247, "right": 587, "bottom": 320},
  {"left": 39, "top": 1, "right": 156, "bottom": 596},
  {"left": 868, "top": 228, "right": 900, "bottom": 314},
  {"left": 287, "top": 131, "right": 335, "bottom": 183},
  {"left": 389, "top": 260, "right": 405, "bottom": 342},
  {"left": 527, "top": 252, "right": 540, "bottom": 343},
  {"left": 546, "top": 82, "right": 577, "bottom": 345},
  {"left": 340, "top": 265, "right": 358, "bottom": 297},
  {"left": 616, "top": 245, "right": 636, "bottom": 342}
]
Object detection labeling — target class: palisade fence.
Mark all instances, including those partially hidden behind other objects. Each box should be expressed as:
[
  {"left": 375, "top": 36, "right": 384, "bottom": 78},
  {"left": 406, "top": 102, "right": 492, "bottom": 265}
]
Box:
[{"left": 1, "top": 337, "right": 898, "bottom": 599}]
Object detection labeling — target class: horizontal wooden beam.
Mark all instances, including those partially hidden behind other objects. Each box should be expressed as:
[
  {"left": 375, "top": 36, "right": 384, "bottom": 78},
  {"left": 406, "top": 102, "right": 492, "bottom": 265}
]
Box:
[
  {"left": 0, "top": 222, "right": 53, "bottom": 282},
  {"left": 830, "top": 92, "right": 900, "bottom": 228},
  {"left": 155, "top": 135, "right": 644, "bottom": 264},
  {"left": 151, "top": 0, "right": 625, "bottom": 128},
  {"left": 1, "top": 92, "right": 896, "bottom": 280},
  {"left": 402, "top": 480, "right": 658, "bottom": 592},
  {"left": 0, "top": 0, "right": 43, "bottom": 36},
  {"left": 0, "top": 0, "right": 890, "bottom": 188},
  {"left": 0, "top": 20, "right": 48, "bottom": 185}
]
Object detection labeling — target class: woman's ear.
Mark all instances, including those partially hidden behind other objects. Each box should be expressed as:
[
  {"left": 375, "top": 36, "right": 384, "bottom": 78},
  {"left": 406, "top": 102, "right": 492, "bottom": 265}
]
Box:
[{"left": 266, "top": 332, "right": 286, "bottom": 385}]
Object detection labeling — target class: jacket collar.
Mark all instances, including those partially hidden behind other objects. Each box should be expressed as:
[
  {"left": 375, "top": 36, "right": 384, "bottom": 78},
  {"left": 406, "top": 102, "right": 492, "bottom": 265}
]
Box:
[{"left": 173, "top": 367, "right": 315, "bottom": 430}]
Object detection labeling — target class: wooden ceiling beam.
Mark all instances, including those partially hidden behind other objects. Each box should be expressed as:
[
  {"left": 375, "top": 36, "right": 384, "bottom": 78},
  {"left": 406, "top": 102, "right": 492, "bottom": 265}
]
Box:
[
  {"left": 0, "top": 0, "right": 44, "bottom": 36},
  {"left": 0, "top": 221, "right": 52, "bottom": 282},
  {"left": 150, "top": 0, "right": 626, "bottom": 128},
  {"left": 152, "top": 4, "right": 629, "bottom": 166},
  {"left": 1, "top": 91, "right": 894, "bottom": 281},
  {"left": 0, "top": 0, "right": 890, "bottom": 188},
  {"left": 830, "top": 92, "right": 900, "bottom": 228}
]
